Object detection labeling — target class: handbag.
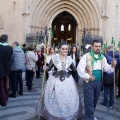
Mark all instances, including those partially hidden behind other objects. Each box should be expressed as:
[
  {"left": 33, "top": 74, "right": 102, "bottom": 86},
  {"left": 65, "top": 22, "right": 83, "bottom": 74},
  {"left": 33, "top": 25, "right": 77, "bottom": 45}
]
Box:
[{"left": 103, "top": 76, "right": 114, "bottom": 86}]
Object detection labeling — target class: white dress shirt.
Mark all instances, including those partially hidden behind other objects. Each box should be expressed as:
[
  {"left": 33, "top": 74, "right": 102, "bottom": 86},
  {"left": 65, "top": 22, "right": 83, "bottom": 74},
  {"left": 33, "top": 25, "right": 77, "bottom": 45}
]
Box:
[{"left": 77, "top": 54, "right": 114, "bottom": 82}]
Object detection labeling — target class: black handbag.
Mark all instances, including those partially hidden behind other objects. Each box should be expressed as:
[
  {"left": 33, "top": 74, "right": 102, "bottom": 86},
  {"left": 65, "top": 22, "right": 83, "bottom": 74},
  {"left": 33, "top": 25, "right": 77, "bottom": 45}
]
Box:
[{"left": 103, "top": 76, "right": 114, "bottom": 86}]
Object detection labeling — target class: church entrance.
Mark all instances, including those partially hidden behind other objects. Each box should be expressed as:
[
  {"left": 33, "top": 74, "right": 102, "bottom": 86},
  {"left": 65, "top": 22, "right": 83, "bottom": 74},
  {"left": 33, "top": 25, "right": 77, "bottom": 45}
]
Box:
[{"left": 52, "top": 11, "right": 77, "bottom": 46}]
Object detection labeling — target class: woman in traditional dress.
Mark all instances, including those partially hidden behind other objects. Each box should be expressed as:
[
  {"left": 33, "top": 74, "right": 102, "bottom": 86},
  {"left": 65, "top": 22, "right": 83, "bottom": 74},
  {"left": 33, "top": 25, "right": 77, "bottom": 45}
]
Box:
[{"left": 39, "top": 42, "right": 82, "bottom": 120}]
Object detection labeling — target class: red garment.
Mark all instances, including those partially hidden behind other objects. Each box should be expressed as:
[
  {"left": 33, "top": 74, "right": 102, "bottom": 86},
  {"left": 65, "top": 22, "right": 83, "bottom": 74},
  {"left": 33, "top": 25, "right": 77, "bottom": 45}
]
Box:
[
  {"left": 36, "top": 51, "right": 44, "bottom": 67},
  {"left": 0, "top": 77, "right": 8, "bottom": 106},
  {"left": 36, "top": 54, "right": 42, "bottom": 67}
]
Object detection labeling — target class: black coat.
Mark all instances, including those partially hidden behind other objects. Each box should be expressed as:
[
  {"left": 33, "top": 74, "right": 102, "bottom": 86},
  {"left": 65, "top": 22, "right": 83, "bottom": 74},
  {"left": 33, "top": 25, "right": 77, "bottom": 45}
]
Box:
[
  {"left": 70, "top": 53, "right": 80, "bottom": 67},
  {"left": 0, "top": 44, "right": 13, "bottom": 78}
]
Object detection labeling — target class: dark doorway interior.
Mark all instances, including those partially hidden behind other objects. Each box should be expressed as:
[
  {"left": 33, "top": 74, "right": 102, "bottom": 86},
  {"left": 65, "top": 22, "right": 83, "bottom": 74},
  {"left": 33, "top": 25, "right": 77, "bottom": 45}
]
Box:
[{"left": 52, "top": 11, "right": 77, "bottom": 46}]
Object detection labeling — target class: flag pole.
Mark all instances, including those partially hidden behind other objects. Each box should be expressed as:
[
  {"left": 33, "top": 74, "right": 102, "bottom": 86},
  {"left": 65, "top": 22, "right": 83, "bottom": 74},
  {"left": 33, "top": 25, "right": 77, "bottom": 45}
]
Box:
[
  {"left": 38, "top": 28, "right": 49, "bottom": 120},
  {"left": 112, "top": 36, "right": 116, "bottom": 120}
]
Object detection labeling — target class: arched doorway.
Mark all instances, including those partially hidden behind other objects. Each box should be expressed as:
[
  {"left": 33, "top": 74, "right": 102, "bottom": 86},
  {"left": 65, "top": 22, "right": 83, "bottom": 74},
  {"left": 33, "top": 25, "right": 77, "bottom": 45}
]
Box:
[
  {"left": 52, "top": 11, "right": 77, "bottom": 46},
  {"left": 30, "top": 0, "right": 101, "bottom": 45}
]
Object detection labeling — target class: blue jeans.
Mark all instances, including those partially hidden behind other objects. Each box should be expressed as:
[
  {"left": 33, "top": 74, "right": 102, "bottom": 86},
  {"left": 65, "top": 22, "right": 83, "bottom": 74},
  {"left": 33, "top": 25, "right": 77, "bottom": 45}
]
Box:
[{"left": 103, "top": 85, "right": 114, "bottom": 106}]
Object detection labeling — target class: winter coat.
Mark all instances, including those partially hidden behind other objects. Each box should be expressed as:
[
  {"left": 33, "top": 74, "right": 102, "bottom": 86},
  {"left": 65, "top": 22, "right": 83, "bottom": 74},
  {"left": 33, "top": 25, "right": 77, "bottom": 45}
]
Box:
[
  {"left": 26, "top": 51, "right": 38, "bottom": 70},
  {"left": 104, "top": 50, "right": 119, "bottom": 76},
  {"left": 0, "top": 44, "right": 13, "bottom": 78},
  {"left": 10, "top": 46, "right": 26, "bottom": 71}
]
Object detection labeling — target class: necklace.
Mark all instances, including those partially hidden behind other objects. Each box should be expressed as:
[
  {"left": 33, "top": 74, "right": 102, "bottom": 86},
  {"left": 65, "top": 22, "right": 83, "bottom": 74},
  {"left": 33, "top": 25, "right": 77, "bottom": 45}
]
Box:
[{"left": 59, "top": 55, "right": 66, "bottom": 62}]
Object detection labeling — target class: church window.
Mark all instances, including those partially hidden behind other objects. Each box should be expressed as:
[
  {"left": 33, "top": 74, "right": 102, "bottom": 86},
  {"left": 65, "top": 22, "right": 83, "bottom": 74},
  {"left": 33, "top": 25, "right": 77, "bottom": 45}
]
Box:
[
  {"left": 61, "top": 24, "right": 64, "bottom": 31},
  {"left": 54, "top": 25, "right": 56, "bottom": 30},
  {"left": 68, "top": 24, "right": 71, "bottom": 31}
]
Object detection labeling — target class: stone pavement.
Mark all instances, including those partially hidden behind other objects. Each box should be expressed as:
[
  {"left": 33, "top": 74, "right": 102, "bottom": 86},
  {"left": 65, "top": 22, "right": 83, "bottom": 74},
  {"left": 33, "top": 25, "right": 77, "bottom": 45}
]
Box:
[{"left": 0, "top": 76, "right": 120, "bottom": 120}]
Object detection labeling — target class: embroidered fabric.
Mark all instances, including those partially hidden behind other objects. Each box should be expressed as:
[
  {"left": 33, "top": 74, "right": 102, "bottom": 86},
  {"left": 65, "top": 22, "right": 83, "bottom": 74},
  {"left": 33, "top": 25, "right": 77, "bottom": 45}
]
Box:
[
  {"left": 37, "top": 55, "right": 82, "bottom": 119},
  {"left": 52, "top": 54, "right": 73, "bottom": 72},
  {"left": 38, "top": 75, "right": 82, "bottom": 120}
]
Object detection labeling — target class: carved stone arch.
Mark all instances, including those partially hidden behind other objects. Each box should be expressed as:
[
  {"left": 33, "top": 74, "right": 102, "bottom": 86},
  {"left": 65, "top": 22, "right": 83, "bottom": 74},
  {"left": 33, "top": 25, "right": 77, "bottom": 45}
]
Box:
[
  {"left": 36, "top": 1, "right": 90, "bottom": 28},
  {"left": 31, "top": 0, "right": 94, "bottom": 29},
  {"left": 31, "top": 0, "right": 99, "bottom": 31},
  {"left": 47, "top": 8, "right": 82, "bottom": 29},
  {"left": 30, "top": 0, "right": 101, "bottom": 43}
]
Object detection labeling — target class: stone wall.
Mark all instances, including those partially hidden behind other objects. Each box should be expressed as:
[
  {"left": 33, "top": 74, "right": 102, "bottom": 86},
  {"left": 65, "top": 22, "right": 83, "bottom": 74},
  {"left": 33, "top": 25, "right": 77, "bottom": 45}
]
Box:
[{"left": 0, "top": 0, "right": 120, "bottom": 46}]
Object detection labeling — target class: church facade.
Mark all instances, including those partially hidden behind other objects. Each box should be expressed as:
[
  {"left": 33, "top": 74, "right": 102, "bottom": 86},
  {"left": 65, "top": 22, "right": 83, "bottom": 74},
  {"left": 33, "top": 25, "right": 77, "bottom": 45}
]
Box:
[{"left": 0, "top": 0, "right": 120, "bottom": 46}]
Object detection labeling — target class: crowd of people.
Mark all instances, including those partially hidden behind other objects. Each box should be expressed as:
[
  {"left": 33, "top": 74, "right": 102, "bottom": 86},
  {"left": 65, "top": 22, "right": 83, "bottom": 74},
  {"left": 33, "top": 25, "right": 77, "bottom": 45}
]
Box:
[{"left": 0, "top": 34, "right": 120, "bottom": 120}]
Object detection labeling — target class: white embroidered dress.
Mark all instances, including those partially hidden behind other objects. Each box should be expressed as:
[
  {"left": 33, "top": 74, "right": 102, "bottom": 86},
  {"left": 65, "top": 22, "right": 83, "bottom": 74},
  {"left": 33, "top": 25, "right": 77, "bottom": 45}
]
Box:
[{"left": 39, "top": 55, "right": 82, "bottom": 120}]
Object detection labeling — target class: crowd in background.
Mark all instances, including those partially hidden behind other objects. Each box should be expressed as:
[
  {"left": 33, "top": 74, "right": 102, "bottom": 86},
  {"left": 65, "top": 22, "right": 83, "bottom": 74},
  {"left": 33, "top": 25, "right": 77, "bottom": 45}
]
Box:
[{"left": 0, "top": 33, "right": 120, "bottom": 117}]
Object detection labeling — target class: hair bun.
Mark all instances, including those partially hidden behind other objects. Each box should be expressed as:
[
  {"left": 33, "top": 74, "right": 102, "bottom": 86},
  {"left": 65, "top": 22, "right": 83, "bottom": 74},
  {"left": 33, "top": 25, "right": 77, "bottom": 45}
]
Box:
[{"left": 59, "top": 40, "right": 67, "bottom": 48}]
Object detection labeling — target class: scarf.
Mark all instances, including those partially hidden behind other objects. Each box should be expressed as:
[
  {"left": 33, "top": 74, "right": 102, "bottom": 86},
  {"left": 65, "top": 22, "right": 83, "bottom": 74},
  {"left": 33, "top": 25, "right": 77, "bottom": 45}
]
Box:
[
  {"left": 89, "top": 50, "right": 104, "bottom": 66},
  {"left": 15, "top": 46, "right": 23, "bottom": 51},
  {"left": 0, "top": 42, "right": 8, "bottom": 46}
]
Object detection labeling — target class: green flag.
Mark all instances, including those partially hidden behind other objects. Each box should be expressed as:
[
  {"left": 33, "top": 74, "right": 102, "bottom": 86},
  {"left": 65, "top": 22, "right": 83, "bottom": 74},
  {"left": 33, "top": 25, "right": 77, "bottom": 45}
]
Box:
[
  {"left": 106, "top": 42, "right": 107, "bottom": 47},
  {"left": 111, "top": 37, "right": 114, "bottom": 44},
  {"left": 44, "top": 39, "right": 46, "bottom": 44},
  {"left": 118, "top": 41, "right": 120, "bottom": 47},
  {"left": 104, "top": 43, "right": 106, "bottom": 49},
  {"left": 103, "top": 42, "right": 107, "bottom": 53},
  {"left": 103, "top": 42, "right": 107, "bottom": 49},
  {"left": 111, "top": 37, "right": 115, "bottom": 46}
]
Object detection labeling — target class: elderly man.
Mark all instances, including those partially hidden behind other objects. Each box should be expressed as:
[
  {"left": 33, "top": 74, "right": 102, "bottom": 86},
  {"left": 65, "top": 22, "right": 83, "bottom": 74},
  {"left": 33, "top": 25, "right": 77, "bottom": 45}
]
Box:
[
  {"left": 0, "top": 34, "right": 13, "bottom": 106},
  {"left": 77, "top": 40, "right": 117, "bottom": 120},
  {"left": 9, "top": 41, "right": 25, "bottom": 98}
]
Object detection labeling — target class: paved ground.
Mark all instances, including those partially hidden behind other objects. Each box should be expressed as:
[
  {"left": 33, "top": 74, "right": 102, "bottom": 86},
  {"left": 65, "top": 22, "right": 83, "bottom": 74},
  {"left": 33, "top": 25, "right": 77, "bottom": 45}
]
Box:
[{"left": 0, "top": 75, "right": 120, "bottom": 120}]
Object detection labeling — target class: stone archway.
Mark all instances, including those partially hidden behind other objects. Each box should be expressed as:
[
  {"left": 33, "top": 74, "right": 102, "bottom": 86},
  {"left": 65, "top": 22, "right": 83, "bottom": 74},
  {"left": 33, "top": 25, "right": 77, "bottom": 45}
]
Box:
[{"left": 30, "top": 0, "right": 101, "bottom": 44}]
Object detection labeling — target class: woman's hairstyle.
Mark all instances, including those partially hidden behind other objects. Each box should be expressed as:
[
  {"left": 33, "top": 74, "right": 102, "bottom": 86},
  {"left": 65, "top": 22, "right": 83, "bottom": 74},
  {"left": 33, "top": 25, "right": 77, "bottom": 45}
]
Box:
[
  {"left": 70, "top": 44, "right": 77, "bottom": 54},
  {"left": 28, "top": 45, "right": 35, "bottom": 51},
  {"left": 48, "top": 46, "right": 55, "bottom": 55},
  {"left": 59, "top": 41, "right": 67, "bottom": 48}
]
